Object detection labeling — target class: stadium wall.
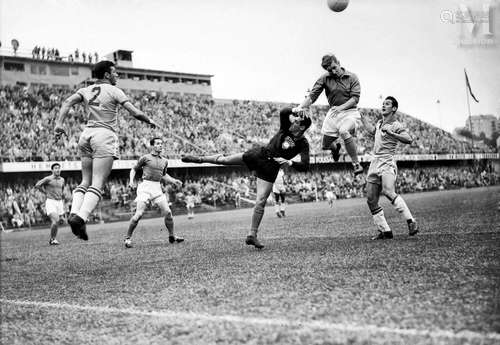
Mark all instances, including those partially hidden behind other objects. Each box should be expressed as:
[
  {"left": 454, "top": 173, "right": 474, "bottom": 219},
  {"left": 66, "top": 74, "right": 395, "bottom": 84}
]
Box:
[{"left": 1, "top": 154, "right": 499, "bottom": 173}]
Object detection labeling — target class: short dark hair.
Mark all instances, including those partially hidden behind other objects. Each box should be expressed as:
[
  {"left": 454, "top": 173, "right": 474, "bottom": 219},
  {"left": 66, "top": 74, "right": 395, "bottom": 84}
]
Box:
[
  {"left": 321, "top": 54, "right": 339, "bottom": 70},
  {"left": 300, "top": 116, "right": 312, "bottom": 130},
  {"left": 280, "top": 107, "right": 312, "bottom": 131},
  {"left": 51, "top": 163, "right": 60, "bottom": 170},
  {"left": 150, "top": 137, "right": 162, "bottom": 146},
  {"left": 92, "top": 60, "right": 115, "bottom": 79},
  {"left": 385, "top": 96, "right": 399, "bottom": 111}
]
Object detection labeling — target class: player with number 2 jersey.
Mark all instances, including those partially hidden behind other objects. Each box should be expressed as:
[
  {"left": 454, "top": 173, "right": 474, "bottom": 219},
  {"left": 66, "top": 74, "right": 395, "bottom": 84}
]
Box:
[{"left": 54, "top": 60, "right": 158, "bottom": 242}]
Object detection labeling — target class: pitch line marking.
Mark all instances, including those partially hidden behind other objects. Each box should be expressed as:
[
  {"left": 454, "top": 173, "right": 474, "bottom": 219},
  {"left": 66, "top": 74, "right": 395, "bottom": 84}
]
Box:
[{"left": 1, "top": 299, "right": 499, "bottom": 341}]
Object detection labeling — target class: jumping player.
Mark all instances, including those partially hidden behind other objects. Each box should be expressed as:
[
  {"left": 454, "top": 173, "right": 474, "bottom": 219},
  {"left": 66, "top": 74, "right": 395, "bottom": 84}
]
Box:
[
  {"left": 125, "top": 137, "right": 184, "bottom": 248},
  {"left": 273, "top": 168, "right": 287, "bottom": 218},
  {"left": 360, "top": 96, "right": 419, "bottom": 239},
  {"left": 54, "top": 60, "right": 158, "bottom": 241},
  {"left": 34, "top": 163, "right": 65, "bottom": 245},
  {"left": 294, "top": 53, "right": 363, "bottom": 175},
  {"left": 182, "top": 107, "right": 311, "bottom": 249}
]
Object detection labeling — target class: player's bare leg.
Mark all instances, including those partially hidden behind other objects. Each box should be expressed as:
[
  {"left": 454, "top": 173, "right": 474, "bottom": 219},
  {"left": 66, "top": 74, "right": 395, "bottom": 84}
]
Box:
[
  {"left": 246, "top": 178, "right": 273, "bottom": 249},
  {"left": 70, "top": 157, "right": 114, "bottom": 240},
  {"left": 48, "top": 213, "right": 60, "bottom": 245},
  {"left": 338, "top": 118, "right": 363, "bottom": 175},
  {"left": 366, "top": 182, "right": 393, "bottom": 240},
  {"left": 182, "top": 153, "right": 244, "bottom": 165},
  {"left": 157, "top": 198, "right": 184, "bottom": 244},
  {"left": 124, "top": 200, "right": 147, "bottom": 248},
  {"left": 381, "top": 173, "right": 418, "bottom": 236}
]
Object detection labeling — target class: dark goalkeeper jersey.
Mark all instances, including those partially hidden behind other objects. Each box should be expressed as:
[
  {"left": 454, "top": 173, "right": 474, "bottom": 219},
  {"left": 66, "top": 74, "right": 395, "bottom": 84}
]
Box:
[{"left": 264, "top": 108, "right": 310, "bottom": 172}]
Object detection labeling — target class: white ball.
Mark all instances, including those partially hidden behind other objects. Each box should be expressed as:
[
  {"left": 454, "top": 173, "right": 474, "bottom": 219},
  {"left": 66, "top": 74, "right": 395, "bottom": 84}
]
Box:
[{"left": 327, "top": 0, "right": 349, "bottom": 12}]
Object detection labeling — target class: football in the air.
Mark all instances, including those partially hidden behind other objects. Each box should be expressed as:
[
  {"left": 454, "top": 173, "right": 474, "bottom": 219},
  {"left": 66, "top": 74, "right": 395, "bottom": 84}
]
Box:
[{"left": 327, "top": 0, "right": 349, "bottom": 12}]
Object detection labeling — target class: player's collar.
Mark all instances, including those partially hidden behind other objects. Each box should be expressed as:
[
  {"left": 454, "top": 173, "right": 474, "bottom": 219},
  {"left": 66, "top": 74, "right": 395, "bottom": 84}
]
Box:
[
  {"left": 95, "top": 80, "right": 111, "bottom": 85},
  {"left": 338, "top": 68, "right": 350, "bottom": 78},
  {"left": 382, "top": 115, "right": 397, "bottom": 125},
  {"left": 151, "top": 152, "right": 161, "bottom": 157}
]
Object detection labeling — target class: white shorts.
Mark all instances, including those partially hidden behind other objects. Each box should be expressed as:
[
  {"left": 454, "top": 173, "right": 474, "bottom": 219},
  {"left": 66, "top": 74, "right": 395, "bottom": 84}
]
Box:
[
  {"left": 78, "top": 127, "right": 120, "bottom": 159},
  {"left": 321, "top": 108, "right": 361, "bottom": 137},
  {"left": 135, "top": 180, "right": 167, "bottom": 205},
  {"left": 325, "top": 191, "right": 335, "bottom": 201},
  {"left": 45, "top": 199, "right": 65, "bottom": 216},
  {"left": 367, "top": 156, "right": 397, "bottom": 185},
  {"left": 272, "top": 184, "right": 286, "bottom": 194}
]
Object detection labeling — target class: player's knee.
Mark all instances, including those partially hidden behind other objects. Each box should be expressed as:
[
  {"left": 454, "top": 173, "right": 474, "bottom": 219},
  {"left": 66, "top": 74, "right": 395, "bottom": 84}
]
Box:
[
  {"left": 381, "top": 188, "right": 396, "bottom": 201},
  {"left": 132, "top": 212, "right": 143, "bottom": 222},
  {"left": 254, "top": 199, "right": 266, "bottom": 211},
  {"left": 339, "top": 128, "right": 352, "bottom": 141}
]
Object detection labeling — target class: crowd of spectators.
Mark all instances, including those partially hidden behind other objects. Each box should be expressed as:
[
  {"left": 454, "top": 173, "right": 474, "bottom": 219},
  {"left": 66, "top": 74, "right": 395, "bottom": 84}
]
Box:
[
  {"left": 31, "top": 46, "right": 61, "bottom": 61},
  {"left": 1, "top": 84, "right": 496, "bottom": 163},
  {"left": 1, "top": 165, "right": 498, "bottom": 229},
  {"left": 31, "top": 47, "right": 98, "bottom": 64}
]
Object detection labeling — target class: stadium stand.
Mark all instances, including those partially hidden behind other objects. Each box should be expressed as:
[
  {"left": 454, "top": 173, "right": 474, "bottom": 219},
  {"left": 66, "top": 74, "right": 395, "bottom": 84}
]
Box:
[
  {"left": 1, "top": 163, "right": 498, "bottom": 229},
  {"left": 1, "top": 51, "right": 498, "bottom": 230},
  {"left": 1, "top": 85, "right": 495, "bottom": 162}
]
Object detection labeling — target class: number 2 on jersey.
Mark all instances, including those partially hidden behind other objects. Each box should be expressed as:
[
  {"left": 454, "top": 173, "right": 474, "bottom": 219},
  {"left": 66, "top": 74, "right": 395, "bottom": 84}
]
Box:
[{"left": 89, "top": 86, "right": 101, "bottom": 106}]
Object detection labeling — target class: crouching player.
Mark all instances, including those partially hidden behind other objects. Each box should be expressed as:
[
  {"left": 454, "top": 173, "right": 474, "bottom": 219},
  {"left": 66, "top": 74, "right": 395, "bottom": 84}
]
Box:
[
  {"left": 360, "top": 96, "right": 419, "bottom": 240},
  {"left": 182, "top": 107, "right": 311, "bottom": 249},
  {"left": 125, "top": 137, "right": 184, "bottom": 248}
]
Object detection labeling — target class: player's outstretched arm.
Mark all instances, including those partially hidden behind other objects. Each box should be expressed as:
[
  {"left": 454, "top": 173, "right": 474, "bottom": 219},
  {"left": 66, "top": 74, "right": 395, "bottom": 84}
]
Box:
[
  {"left": 54, "top": 93, "right": 83, "bottom": 139},
  {"left": 296, "top": 96, "right": 313, "bottom": 112},
  {"left": 129, "top": 168, "right": 137, "bottom": 188},
  {"left": 296, "top": 77, "right": 325, "bottom": 112},
  {"left": 162, "top": 174, "right": 182, "bottom": 187},
  {"left": 34, "top": 177, "right": 48, "bottom": 191},
  {"left": 122, "top": 101, "right": 157, "bottom": 128}
]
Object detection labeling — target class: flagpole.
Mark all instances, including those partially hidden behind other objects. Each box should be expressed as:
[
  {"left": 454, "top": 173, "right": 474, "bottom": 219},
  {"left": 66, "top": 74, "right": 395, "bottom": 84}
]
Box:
[{"left": 464, "top": 68, "right": 474, "bottom": 149}]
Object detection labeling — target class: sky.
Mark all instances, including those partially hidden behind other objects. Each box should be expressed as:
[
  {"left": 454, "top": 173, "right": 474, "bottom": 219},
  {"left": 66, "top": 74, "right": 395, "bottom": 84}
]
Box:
[{"left": 1, "top": 0, "right": 499, "bottom": 132}]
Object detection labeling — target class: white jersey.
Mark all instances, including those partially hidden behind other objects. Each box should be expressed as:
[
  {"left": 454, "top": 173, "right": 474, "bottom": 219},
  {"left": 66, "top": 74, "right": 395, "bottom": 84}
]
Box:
[
  {"left": 76, "top": 82, "right": 129, "bottom": 132},
  {"left": 372, "top": 120, "right": 407, "bottom": 157}
]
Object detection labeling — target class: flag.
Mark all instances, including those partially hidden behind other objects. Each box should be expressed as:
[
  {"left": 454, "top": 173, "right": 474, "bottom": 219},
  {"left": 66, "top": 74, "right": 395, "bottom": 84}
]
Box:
[{"left": 464, "top": 69, "right": 479, "bottom": 103}]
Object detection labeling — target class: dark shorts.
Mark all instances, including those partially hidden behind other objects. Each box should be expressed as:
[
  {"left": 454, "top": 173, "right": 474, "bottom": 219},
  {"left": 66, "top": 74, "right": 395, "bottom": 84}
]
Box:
[{"left": 242, "top": 147, "right": 280, "bottom": 183}]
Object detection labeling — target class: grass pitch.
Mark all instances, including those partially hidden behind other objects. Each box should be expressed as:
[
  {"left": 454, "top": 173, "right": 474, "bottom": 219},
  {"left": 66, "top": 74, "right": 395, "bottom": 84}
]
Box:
[{"left": 1, "top": 186, "right": 499, "bottom": 345}]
